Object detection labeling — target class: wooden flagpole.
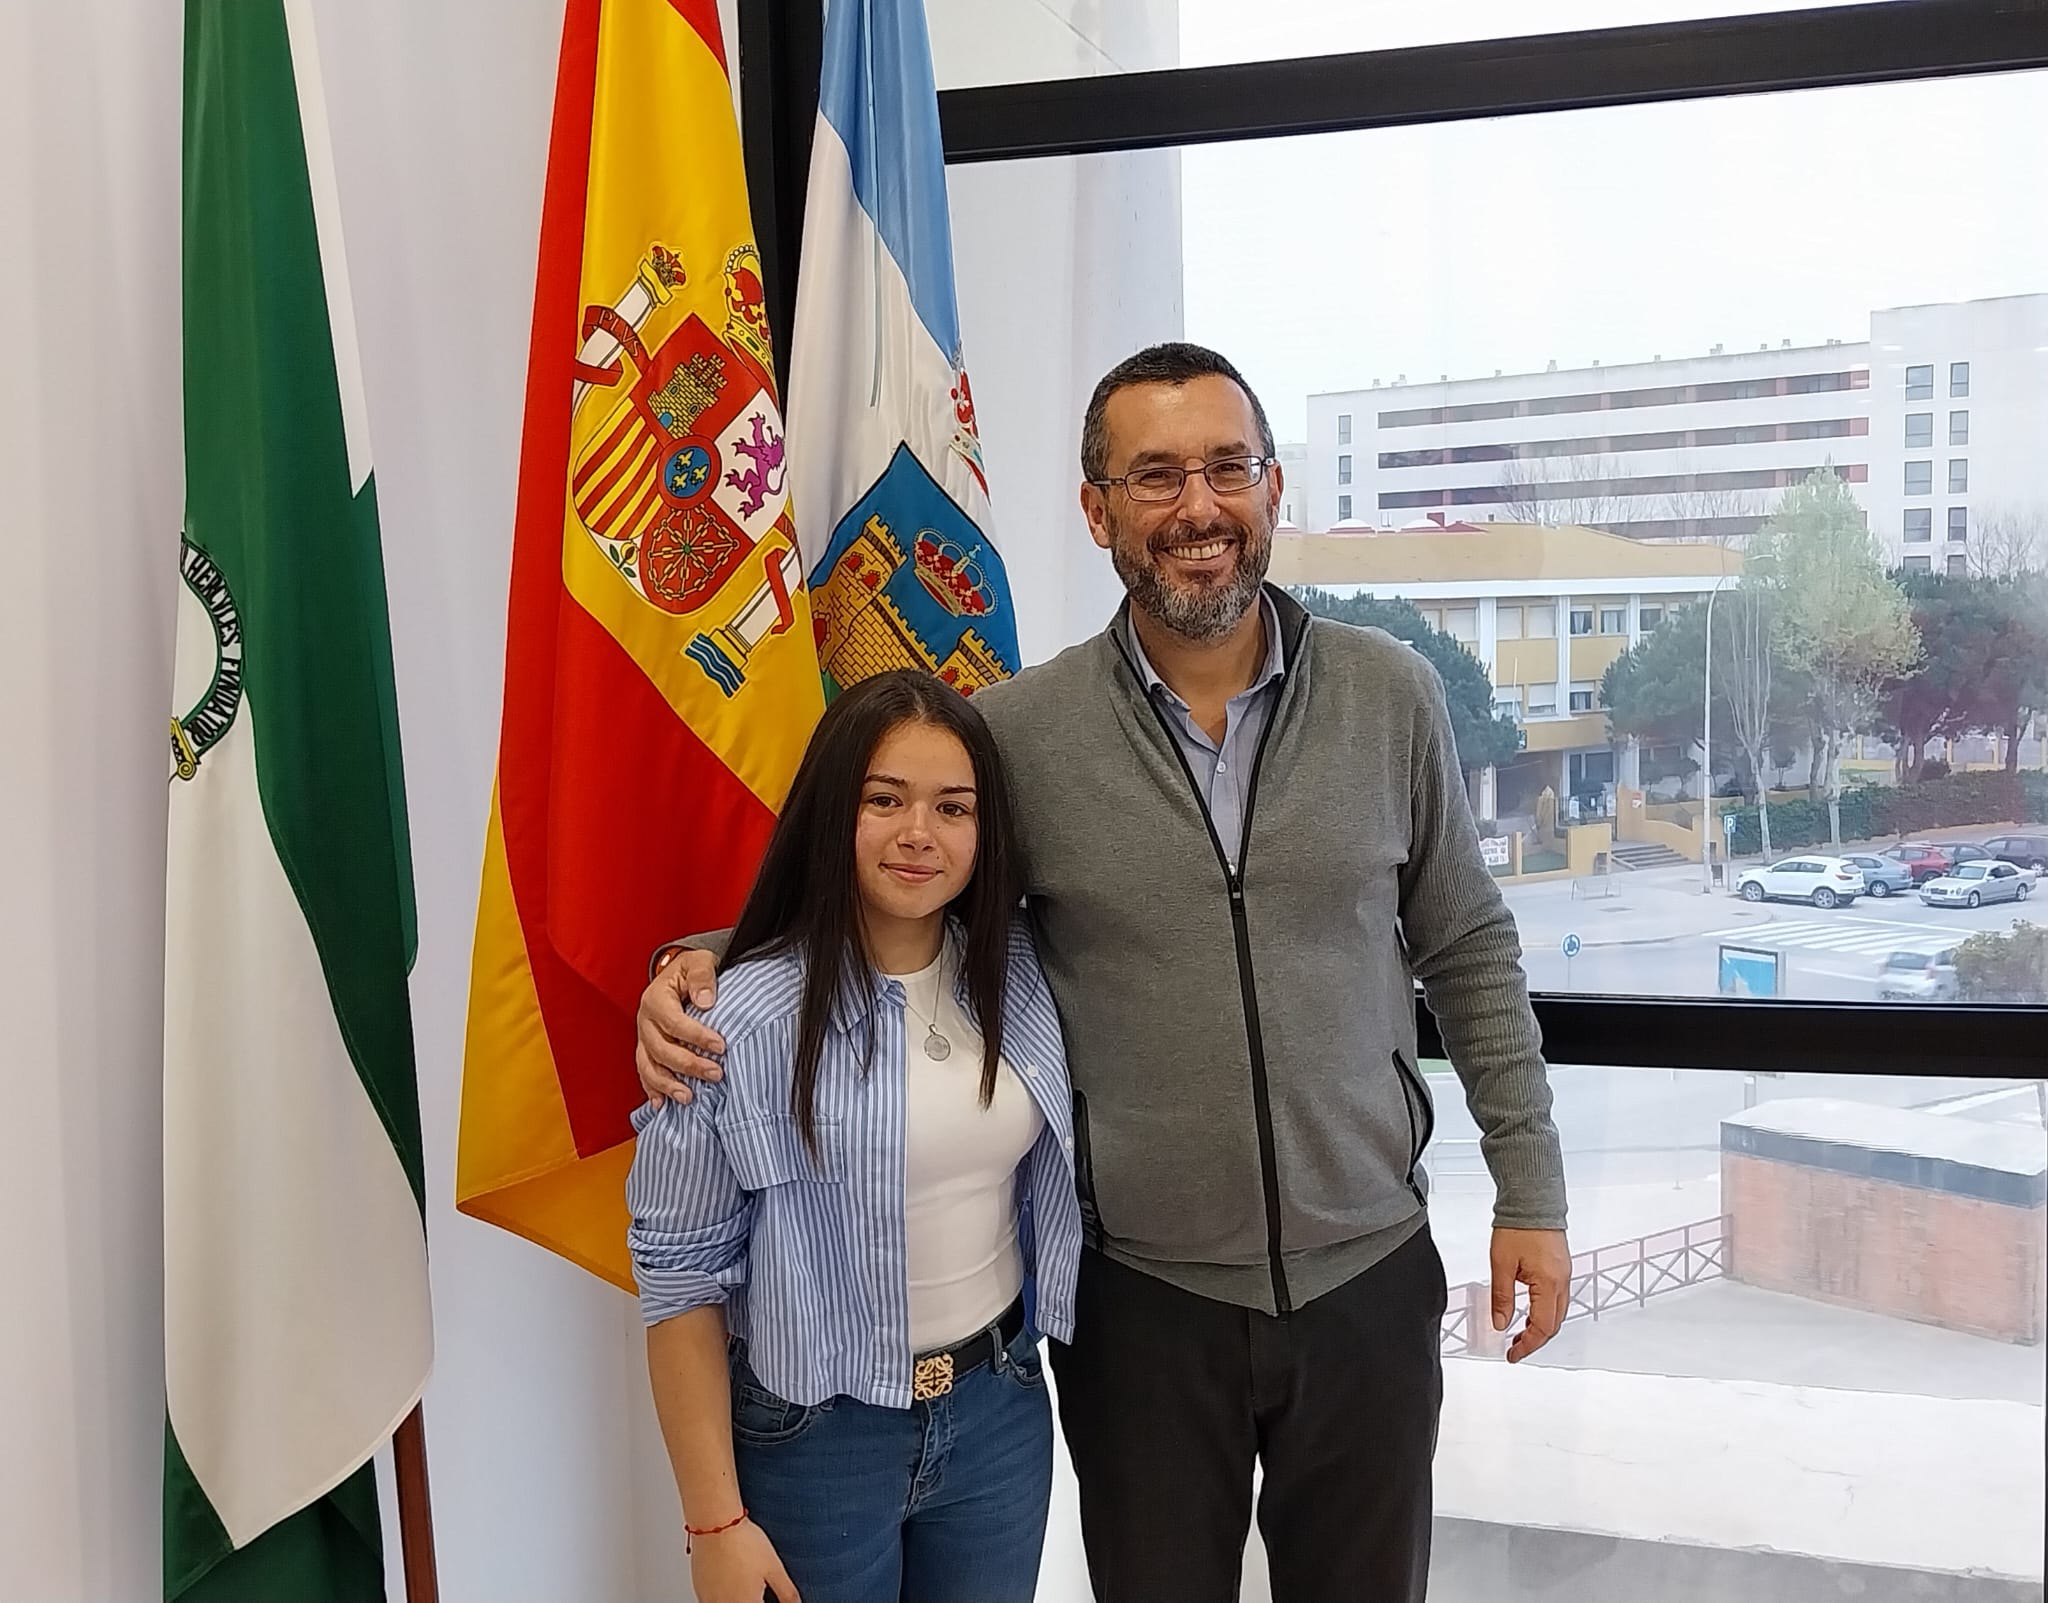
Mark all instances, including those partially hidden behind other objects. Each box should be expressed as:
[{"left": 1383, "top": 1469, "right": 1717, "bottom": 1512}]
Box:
[{"left": 393, "top": 1404, "right": 440, "bottom": 1603}]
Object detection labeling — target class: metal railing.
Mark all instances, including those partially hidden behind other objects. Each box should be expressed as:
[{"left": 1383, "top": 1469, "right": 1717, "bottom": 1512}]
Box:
[{"left": 1442, "top": 1214, "right": 1730, "bottom": 1356}]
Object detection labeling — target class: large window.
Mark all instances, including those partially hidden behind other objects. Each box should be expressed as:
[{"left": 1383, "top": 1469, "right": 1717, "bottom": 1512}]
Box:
[{"left": 923, "top": 12, "right": 2048, "bottom": 1596}]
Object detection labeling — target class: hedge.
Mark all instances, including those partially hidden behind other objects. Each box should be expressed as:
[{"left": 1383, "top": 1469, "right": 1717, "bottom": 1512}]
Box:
[{"left": 1725, "top": 770, "right": 2048, "bottom": 856}]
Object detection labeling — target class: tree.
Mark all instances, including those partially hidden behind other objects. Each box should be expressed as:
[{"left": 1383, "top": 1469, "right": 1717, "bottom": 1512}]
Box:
[
  {"left": 1955, "top": 922, "right": 2048, "bottom": 1004},
  {"left": 1292, "top": 588, "right": 1523, "bottom": 780},
  {"left": 1745, "top": 469, "right": 1920, "bottom": 842},
  {"left": 1972, "top": 504, "right": 2048, "bottom": 579},
  {"left": 1875, "top": 572, "right": 2019, "bottom": 781},
  {"left": 1979, "top": 574, "right": 2048, "bottom": 774},
  {"left": 1601, "top": 599, "right": 1804, "bottom": 805},
  {"left": 1496, "top": 452, "right": 1634, "bottom": 531},
  {"left": 1722, "top": 583, "right": 1780, "bottom": 855}
]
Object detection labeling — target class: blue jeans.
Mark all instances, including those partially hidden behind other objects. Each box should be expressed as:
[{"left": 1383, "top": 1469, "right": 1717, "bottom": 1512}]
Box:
[{"left": 730, "top": 1326, "right": 1053, "bottom": 1603}]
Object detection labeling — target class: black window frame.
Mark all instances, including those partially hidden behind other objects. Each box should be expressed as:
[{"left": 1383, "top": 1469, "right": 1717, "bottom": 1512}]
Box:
[
  {"left": 1904, "top": 507, "right": 1933, "bottom": 542},
  {"left": 1905, "top": 410, "right": 1934, "bottom": 447},
  {"left": 1951, "top": 408, "right": 1971, "bottom": 444},
  {"left": 1905, "top": 460, "right": 1933, "bottom": 496},
  {"left": 1952, "top": 360, "right": 1972, "bottom": 396},
  {"left": 1906, "top": 363, "right": 1936, "bottom": 400},
  {"left": 735, "top": 0, "right": 2048, "bottom": 1093}
]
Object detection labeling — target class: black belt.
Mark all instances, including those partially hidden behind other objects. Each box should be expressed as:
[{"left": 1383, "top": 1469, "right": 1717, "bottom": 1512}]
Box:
[{"left": 911, "top": 1297, "right": 1025, "bottom": 1402}]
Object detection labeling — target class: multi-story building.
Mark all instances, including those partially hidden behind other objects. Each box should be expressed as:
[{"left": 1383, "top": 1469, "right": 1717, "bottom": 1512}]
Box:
[
  {"left": 1275, "top": 441, "right": 1309, "bottom": 528},
  {"left": 1305, "top": 293, "right": 2048, "bottom": 568},
  {"left": 1866, "top": 295, "right": 2048, "bottom": 577},
  {"left": 1268, "top": 520, "right": 1743, "bottom": 823}
]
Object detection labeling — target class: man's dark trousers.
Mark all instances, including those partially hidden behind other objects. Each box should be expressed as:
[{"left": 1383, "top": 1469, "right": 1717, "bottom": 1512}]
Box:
[{"left": 1050, "top": 1224, "right": 1447, "bottom": 1602}]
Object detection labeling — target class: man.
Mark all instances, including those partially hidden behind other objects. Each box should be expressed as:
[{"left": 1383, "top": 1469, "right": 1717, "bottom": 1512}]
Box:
[{"left": 637, "top": 343, "right": 1570, "bottom": 1601}]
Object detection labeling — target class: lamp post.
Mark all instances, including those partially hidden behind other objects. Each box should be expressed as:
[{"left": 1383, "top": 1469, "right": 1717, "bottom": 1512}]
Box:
[{"left": 1701, "top": 578, "right": 1729, "bottom": 894}]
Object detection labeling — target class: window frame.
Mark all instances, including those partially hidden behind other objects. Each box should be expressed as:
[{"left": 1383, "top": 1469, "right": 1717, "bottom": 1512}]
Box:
[
  {"left": 1904, "top": 507, "right": 1933, "bottom": 542},
  {"left": 1951, "top": 408, "right": 1971, "bottom": 445},
  {"left": 1905, "top": 411, "right": 1934, "bottom": 448},
  {"left": 1904, "top": 461, "right": 1933, "bottom": 496},
  {"left": 1949, "top": 458, "right": 1969, "bottom": 494},
  {"left": 714, "top": 0, "right": 2048, "bottom": 1098},
  {"left": 1905, "top": 363, "right": 1935, "bottom": 400},
  {"left": 1952, "top": 360, "right": 1971, "bottom": 396}
]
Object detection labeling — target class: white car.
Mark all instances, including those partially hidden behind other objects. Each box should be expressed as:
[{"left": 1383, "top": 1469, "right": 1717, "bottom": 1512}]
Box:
[
  {"left": 1878, "top": 947, "right": 1961, "bottom": 1001},
  {"left": 1735, "top": 855, "right": 1866, "bottom": 909},
  {"left": 1920, "top": 860, "right": 2033, "bottom": 909}
]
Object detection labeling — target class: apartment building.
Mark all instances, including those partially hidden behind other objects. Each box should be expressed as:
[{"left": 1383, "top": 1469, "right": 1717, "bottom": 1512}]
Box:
[
  {"left": 1268, "top": 520, "right": 1743, "bottom": 822},
  {"left": 1304, "top": 293, "right": 2048, "bottom": 568}
]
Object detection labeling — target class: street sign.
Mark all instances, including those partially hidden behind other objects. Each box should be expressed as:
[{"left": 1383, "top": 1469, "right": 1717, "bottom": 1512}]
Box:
[
  {"left": 1722, "top": 813, "right": 1737, "bottom": 841},
  {"left": 1561, "top": 933, "right": 1583, "bottom": 959}
]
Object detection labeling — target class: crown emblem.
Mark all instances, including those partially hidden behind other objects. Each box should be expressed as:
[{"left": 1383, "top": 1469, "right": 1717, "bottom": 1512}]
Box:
[{"left": 913, "top": 532, "right": 993, "bottom": 617}]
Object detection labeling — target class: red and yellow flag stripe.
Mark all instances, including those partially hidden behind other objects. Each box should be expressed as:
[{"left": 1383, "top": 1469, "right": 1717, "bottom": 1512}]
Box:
[{"left": 457, "top": 0, "right": 822, "bottom": 1288}]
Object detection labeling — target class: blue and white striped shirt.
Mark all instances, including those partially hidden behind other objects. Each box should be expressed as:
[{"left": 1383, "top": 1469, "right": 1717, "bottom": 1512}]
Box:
[{"left": 627, "top": 919, "right": 1081, "bottom": 1410}]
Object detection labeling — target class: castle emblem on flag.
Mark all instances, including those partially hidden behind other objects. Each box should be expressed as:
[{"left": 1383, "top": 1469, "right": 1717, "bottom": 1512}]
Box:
[
  {"left": 808, "top": 443, "right": 1016, "bottom": 698},
  {"left": 170, "top": 536, "right": 244, "bottom": 782}
]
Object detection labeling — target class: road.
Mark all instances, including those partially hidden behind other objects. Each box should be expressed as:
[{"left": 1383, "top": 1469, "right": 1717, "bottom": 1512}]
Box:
[{"left": 1507, "top": 874, "right": 2040, "bottom": 1002}]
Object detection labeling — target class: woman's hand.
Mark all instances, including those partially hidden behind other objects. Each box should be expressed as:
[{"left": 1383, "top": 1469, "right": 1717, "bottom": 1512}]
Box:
[{"left": 690, "top": 1516, "right": 800, "bottom": 1603}]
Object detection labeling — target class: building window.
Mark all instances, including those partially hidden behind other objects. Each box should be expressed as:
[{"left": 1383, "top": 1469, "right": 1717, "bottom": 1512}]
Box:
[
  {"left": 1904, "top": 461, "right": 1932, "bottom": 496},
  {"left": 1337, "top": 494, "right": 1352, "bottom": 520},
  {"left": 1905, "top": 364, "right": 1934, "bottom": 400},
  {"left": 1904, "top": 508, "right": 1933, "bottom": 543},
  {"left": 1950, "top": 410, "right": 1969, "bottom": 445},
  {"left": 1638, "top": 604, "right": 1665, "bottom": 633},
  {"left": 1904, "top": 412, "right": 1933, "bottom": 448},
  {"left": 1445, "top": 606, "right": 1479, "bottom": 643},
  {"left": 1904, "top": 554, "right": 1932, "bottom": 573},
  {"left": 1951, "top": 361, "right": 1970, "bottom": 397},
  {"left": 1525, "top": 604, "right": 1557, "bottom": 639},
  {"left": 1949, "top": 459, "right": 1968, "bottom": 494},
  {"left": 1528, "top": 681, "right": 1559, "bottom": 716},
  {"left": 1569, "top": 682, "right": 1598, "bottom": 713},
  {"left": 1599, "top": 606, "right": 1627, "bottom": 635},
  {"left": 1947, "top": 552, "right": 1969, "bottom": 576},
  {"left": 1496, "top": 604, "right": 1524, "bottom": 640},
  {"left": 1337, "top": 454, "right": 1353, "bottom": 485},
  {"left": 1417, "top": 607, "right": 1442, "bottom": 631},
  {"left": 1569, "top": 607, "right": 1595, "bottom": 636},
  {"left": 1337, "top": 413, "right": 1352, "bottom": 445},
  {"left": 1493, "top": 687, "right": 1523, "bottom": 716},
  {"left": 1949, "top": 507, "right": 1968, "bottom": 542}
]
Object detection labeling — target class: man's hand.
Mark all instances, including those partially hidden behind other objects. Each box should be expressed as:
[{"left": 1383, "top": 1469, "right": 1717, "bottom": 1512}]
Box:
[
  {"left": 1489, "top": 1227, "right": 1572, "bottom": 1363},
  {"left": 636, "top": 949, "right": 725, "bottom": 1106}
]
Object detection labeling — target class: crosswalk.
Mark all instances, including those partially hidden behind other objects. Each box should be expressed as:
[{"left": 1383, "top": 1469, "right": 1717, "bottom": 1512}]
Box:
[{"left": 1702, "top": 917, "right": 1968, "bottom": 957}]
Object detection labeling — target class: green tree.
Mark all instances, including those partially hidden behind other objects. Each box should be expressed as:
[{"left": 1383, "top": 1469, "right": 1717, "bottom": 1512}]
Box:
[
  {"left": 1600, "top": 598, "right": 1803, "bottom": 805},
  {"left": 1954, "top": 921, "right": 2048, "bottom": 1004},
  {"left": 1876, "top": 571, "right": 2019, "bottom": 780},
  {"left": 1293, "top": 587, "right": 1523, "bottom": 779},
  {"left": 1746, "top": 468, "right": 1920, "bottom": 841}
]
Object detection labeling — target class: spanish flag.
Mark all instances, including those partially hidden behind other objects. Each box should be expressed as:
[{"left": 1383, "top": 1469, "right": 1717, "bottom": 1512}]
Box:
[{"left": 456, "top": 0, "right": 822, "bottom": 1288}]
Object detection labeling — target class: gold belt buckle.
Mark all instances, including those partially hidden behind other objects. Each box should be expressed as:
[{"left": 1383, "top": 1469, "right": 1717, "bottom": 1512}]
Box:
[{"left": 912, "top": 1352, "right": 955, "bottom": 1401}]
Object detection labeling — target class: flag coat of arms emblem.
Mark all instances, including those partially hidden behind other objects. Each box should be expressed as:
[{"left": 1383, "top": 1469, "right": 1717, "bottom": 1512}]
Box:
[{"left": 786, "top": 0, "right": 1021, "bottom": 700}]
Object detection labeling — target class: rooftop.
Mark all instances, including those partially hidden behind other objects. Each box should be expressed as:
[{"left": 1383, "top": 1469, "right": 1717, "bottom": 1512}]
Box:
[{"left": 1269, "top": 520, "right": 1746, "bottom": 587}]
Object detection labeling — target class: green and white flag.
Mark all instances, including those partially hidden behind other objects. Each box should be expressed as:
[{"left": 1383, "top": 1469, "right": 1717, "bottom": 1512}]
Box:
[{"left": 166, "top": 2, "right": 432, "bottom": 1598}]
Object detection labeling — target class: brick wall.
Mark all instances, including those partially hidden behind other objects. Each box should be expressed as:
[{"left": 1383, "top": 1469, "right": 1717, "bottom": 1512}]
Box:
[{"left": 1724, "top": 1150, "right": 2046, "bottom": 1344}]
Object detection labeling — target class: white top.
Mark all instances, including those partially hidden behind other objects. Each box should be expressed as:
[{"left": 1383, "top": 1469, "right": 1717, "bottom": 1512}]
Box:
[{"left": 889, "top": 939, "right": 1045, "bottom": 1351}]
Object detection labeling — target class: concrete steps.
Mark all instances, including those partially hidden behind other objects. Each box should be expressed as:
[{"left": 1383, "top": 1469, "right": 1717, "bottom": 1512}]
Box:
[{"left": 1610, "top": 841, "right": 1689, "bottom": 870}]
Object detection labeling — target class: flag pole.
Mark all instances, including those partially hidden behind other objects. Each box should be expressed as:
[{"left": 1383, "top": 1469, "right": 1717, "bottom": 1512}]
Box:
[{"left": 393, "top": 1404, "right": 440, "bottom": 1603}]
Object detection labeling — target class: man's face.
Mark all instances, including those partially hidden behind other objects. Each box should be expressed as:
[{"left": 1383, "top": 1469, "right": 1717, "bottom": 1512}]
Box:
[{"left": 1081, "top": 375, "right": 1282, "bottom": 643}]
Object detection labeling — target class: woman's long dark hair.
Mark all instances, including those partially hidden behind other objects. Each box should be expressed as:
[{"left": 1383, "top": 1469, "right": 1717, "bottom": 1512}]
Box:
[{"left": 725, "top": 670, "right": 1023, "bottom": 1154}]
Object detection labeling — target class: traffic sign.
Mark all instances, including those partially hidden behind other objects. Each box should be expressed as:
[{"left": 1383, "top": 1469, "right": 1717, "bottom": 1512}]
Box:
[
  {"left": 1561, "top": 933, "right": 1583, "bottom": 959},
  {"left": 1721, "top": 813, "right": 1737, "bottom": 840}
]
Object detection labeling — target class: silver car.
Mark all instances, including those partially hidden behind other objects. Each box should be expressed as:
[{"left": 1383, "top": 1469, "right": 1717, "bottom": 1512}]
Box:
[
  {"left": 1919, "top": 860, "right": 2033, "bottom": 909},
  {"left": 1842, "top": 852, "right": 1915, "bottom": 899},
  {"left": 1878, "top": 947, "right": 1960, "bottom": 1001}
]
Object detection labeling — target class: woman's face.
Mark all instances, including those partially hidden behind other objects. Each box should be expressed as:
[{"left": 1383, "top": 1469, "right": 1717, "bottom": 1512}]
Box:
[{"left": 853, "top": 719, "right": 979, "bottom": 934}]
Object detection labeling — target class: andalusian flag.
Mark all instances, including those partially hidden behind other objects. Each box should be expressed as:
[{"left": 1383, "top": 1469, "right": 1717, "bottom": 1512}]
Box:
[
  {"left": 455, "top": 0, "right": 823, "bottom": 1286},
  {"left": 166, "top": 2, "right": 431, "bottom": 1599}
]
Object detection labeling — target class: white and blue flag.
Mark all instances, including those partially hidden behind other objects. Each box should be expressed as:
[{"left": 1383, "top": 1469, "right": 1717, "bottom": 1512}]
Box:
[{"left": 787, "top": 0, "right": 1020, "bottom": 699}]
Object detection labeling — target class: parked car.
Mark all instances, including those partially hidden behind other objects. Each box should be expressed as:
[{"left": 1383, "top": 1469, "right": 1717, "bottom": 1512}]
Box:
[
  {"left": 1919, "top": 860, "right": 2033, "bottom": 909},
  {"left": 1877, "top": 947, "right": 1961, "bottom": 1001},
  {"left": 1979, "top": 833, "right": 2048, "bottom": 874},
  {"left": 1881, "top": 841, "right": 1991, "bottom": 884},
  {"left": 1736, "top": 855, "right": 1866, "bottom": 909},
  {"left": 1841, "top": 852, "right": 1916, "bottom": 899}
]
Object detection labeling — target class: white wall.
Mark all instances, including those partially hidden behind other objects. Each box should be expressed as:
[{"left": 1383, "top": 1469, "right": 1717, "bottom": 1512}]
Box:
[{"left": 4, "top": 1, "right": 1182, "bottom": 1600}]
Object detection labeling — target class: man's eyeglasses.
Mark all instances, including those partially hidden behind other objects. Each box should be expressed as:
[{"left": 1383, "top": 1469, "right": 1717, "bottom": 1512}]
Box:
[{"left": 1090, "top": 455, "right": 1276, "bottom": 503}]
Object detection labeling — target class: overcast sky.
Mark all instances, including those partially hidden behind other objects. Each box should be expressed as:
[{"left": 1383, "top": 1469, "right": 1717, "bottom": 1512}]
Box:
[{"left": 1173, "top": 1, "right": 2048, "bottom": 439}]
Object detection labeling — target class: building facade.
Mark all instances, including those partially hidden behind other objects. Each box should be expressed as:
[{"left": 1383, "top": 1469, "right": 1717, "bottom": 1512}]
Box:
[
  {"left": 1305, "top": 294, "right": 2048, "bottom": 569},
  {"left": 1269, "top": 522, "right": 1743, "bottom": 823}
]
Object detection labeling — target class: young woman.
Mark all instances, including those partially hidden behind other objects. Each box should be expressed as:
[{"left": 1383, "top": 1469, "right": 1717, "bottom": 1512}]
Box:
[{"left": 627, "top": 669, "right": 1080, "bottom": 1603}]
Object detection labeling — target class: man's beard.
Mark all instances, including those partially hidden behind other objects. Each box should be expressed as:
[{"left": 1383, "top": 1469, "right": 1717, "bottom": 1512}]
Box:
[{"left": 1109, "top": 513, "right": 1273, "bottom": 644}]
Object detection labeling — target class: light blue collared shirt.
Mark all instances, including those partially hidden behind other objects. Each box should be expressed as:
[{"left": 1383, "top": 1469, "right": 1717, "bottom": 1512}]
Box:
[
  {"left": 627, "top": 919, "right": 1080, "bottom": 1410},
  {"left": 1124, "top": 594, "right": 1288, "bottom": 870}
]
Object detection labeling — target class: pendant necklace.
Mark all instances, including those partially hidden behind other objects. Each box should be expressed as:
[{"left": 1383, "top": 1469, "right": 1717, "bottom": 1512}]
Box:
[{"left": 903, "top": 960, "right": 952, "bottom": 1062}]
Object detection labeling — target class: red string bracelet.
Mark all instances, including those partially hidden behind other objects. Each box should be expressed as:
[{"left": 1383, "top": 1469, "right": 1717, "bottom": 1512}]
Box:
[{"left": 685, "top": 1509, "right": 748, "bottom": 1553}]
